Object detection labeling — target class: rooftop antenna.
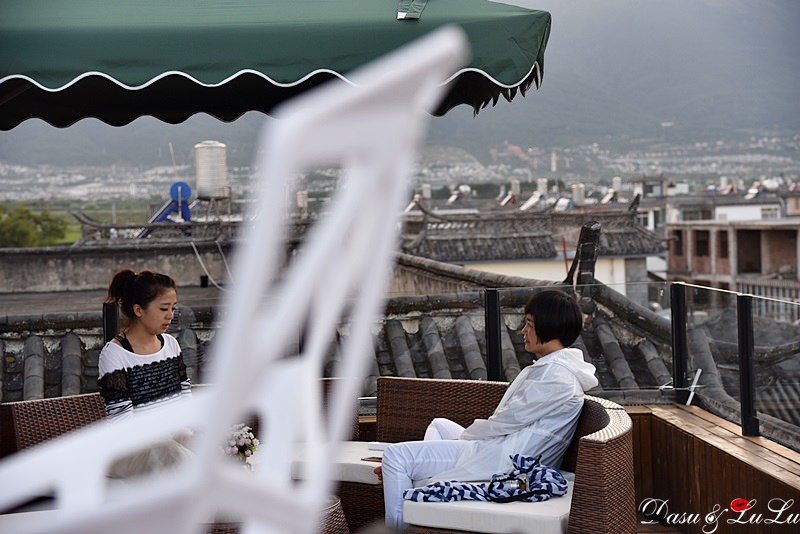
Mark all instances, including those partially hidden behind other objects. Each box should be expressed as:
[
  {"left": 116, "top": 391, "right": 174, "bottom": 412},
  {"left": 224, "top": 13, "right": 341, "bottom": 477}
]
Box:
[{"left": 168, "top": 141, "right": 177, "bottom": 168}]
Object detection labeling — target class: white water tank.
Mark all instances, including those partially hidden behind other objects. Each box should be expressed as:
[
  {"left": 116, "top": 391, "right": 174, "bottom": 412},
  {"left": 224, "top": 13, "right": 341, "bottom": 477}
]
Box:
[
  {"left": 571, "top": 183, "right": 585, "bottom": 204},
  {"left": 195, "top": 141, "right": 230, "bottom": 199},
  {"left": 536, "top": 178, "right": 548, "bottom": 195},
  {"left": 421, "top": 183, "right": 432, "bottom": 199}
]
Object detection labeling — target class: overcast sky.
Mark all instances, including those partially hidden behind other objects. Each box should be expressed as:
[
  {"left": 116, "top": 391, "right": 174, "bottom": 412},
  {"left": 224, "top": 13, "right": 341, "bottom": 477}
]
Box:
[{"left": 1, "top": 0, "right": 798, "bottom": 167}]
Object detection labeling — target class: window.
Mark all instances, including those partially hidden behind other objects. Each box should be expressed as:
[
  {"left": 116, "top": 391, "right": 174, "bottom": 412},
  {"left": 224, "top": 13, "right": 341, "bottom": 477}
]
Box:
[
  {"left": 684, "top": 208, "right": 713, "bottom": 221},
  {"left": 762, "top": 207, "right": 779, "bottom": 220},
  {"left": 673, "top": 230, "right": 683, "bottom": 256},
  {"left": 719, "top": 230, "right": 728, "bottom": 258},
  {"left": 683, "top": 210, "right": 702, "bottom": 221},
  {"left": 653, "top": 210, "right": 662, "bottom": 228},
  {"left": 695, "top": 230, "right": 710, "bottom": 257},
  {"left": 636, "top": 213, "right": 649, "bottom": 228}
]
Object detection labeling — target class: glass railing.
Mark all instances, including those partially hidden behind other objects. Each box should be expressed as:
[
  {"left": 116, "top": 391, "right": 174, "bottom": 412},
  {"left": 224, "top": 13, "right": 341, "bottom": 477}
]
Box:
[
  {"left": 377, "top": 282, "right": 798, "bottom": 451},
  {"left": 680, "top": 285, "right": 742, "bottom": 422},
  {"left": 5, "top": 277, "right": 797, "bottom": 451},
  {"left": 750, "top": 293, "right": 800, "bottom": 449},
  {"left": 378, "top": 282, "right": 675, "bottom": 400},
  {"left": 494, "top": 282, "right": 674, "bottom": 395}
]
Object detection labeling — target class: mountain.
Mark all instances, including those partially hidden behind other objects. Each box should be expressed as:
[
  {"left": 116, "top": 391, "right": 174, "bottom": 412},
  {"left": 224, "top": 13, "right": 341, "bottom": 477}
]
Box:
[
  {"left": 428, "top": 0, "right": 800, "bottom": 154},
  {"left": 0, "top": 0, "right": 797, "bottom": 167}
]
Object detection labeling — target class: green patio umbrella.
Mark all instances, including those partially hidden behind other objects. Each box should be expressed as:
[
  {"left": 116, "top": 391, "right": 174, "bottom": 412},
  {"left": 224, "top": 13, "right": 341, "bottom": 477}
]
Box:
[{"left": 0, "top": 0, "right": 550, "bottom": 130}]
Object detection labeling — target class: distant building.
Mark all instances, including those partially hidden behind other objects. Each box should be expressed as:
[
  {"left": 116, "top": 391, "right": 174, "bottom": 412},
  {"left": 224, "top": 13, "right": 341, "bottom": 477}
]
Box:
[
  {"left": 633, "top": 176, "right": 671, "bottom": 199},
  {"left": 666, "top": 194, "right": 784, "bottom": 224},
  {"left": 619, "top": 191, "right": 785, "bottom": 237},
  {"left": 666, "top": 218, "right": 800, "bottom": 320},
  {"left": 781, "top": 190, "right": 800, "bottom": 217}
]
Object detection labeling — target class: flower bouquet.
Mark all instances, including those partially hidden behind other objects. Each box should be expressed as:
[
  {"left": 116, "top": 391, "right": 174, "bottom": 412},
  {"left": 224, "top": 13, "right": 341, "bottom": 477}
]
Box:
[{"left": 224, "top": 423, "right": 259, "bottom": 471}]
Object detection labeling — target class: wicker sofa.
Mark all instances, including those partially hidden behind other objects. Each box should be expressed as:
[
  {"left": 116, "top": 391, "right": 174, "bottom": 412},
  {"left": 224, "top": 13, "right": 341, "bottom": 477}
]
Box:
[
  {"left": 0, "top": 393, "right": 107, "bottom": 458},
  {"left": 351, "top": 376, "right": 637, "bottom": 534},
  {"left": 1, "top": 377, "right": 636, "bottom": 533},
  {"left": 0, "top": 392, "right": 350, "bottom": 534}
]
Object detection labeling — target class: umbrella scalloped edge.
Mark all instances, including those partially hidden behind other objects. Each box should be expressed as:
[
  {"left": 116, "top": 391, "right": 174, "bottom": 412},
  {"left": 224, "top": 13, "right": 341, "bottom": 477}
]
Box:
[{"left": 0, "top": 62, "right": 542, "bottom": 129}]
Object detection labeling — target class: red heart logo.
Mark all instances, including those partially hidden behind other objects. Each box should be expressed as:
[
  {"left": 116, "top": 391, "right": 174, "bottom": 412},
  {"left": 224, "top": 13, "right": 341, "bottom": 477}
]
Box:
[{"left": 731, "top": 498, "right": 750, "bottom": 512}]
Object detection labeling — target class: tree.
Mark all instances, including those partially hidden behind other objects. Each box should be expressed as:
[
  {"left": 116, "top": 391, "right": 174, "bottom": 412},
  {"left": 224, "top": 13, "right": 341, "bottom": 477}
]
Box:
[{"left": 0, "top": 204, "right": 67, "bottom": 248}]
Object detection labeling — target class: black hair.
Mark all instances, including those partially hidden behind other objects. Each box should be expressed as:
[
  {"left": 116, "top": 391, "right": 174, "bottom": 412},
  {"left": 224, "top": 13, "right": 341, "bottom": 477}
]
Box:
[
  {"left": 105, "top": 269, "right": 177, "bottom": 320},
  {"left": 524, "top": 290, "right": 583, "bottom": 347}
]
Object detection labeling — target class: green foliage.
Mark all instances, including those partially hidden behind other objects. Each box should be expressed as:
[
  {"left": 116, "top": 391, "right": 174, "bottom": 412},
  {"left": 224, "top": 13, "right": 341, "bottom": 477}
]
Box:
[{"left": 0, "top": 204, "right": 68, "bottom": 248}]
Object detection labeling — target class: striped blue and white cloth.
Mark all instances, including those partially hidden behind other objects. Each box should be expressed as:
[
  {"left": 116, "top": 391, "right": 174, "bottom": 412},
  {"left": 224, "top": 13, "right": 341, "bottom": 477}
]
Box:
[{"left": 403, "top": 454, "right": 568, "bottom": 503}]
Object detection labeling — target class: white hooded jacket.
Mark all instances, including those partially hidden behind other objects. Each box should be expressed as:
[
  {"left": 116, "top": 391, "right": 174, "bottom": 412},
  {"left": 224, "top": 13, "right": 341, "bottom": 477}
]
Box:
[{"left": 429, "top": 347, "right": 599, "bottom": 482}]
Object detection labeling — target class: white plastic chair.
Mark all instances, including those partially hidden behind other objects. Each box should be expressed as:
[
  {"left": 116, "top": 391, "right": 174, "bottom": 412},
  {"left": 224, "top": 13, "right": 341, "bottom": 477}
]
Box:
[{"left": 0, "top": 26, "right": 468, "bottom": 534}]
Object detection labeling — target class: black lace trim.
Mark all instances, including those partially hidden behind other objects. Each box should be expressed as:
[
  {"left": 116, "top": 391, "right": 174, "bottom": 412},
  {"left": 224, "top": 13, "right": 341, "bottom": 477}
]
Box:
[
  {"left": 126, "top": 356, "right": 183, "bottom": 406},
  {"left": 99, "top": 369, "right": 129, "bottom": 404},
  {"left": 177, "top": 353, "right": 188, "bottom": 382},
  {"left": 100, "top": 354, "right": 188, "bottom": 407}
]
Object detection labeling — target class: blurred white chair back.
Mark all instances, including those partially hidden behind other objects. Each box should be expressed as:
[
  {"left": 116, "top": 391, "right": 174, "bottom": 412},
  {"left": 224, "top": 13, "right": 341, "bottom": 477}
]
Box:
[{"left": 0, "top": 26, "right": 468, "bottom": 534}]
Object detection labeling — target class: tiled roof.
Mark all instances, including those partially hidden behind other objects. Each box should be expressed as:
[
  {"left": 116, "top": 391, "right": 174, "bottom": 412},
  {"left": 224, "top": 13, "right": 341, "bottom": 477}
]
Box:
[
  {"left": 599, "top": 226, "right": 666, "bottom": 255},
  {"left": 412, "top": 235, "right": 555, "bottom": 262},
  {"left": 759, "top": 379, "right": 800, "bottom": 427},
  {"left": 348, "top": 286, "right": 677, "bottom": 406},
  {"left": 403, "top": 208, "right": 665, "bottom": 262}
]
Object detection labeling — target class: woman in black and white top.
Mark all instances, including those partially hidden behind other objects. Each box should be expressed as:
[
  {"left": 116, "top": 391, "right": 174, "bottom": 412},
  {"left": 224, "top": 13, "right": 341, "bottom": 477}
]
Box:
[
  {"left": 99, "top": 269, "right": 192, "bottom": 476},
  {"left": 99, "top": 269, "right": 191, "bottom": 420}
]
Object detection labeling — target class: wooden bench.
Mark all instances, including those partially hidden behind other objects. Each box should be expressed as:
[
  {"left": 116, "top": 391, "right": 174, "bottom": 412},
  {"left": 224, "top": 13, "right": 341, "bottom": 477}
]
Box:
[{"left": 360, "top": 376, "right": 637, "bottom": 534}]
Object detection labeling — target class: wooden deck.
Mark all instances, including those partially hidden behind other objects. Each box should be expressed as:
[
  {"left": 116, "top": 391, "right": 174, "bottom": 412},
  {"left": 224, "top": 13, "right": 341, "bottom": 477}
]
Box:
[{"left": 628, "top": 404, "right": 800, "bottom": 534}]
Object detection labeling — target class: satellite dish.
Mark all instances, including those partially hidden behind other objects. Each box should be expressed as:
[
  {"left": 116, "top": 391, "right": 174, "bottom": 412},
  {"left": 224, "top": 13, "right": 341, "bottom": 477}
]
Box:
[{"left": 458, "top": 184, "right": 472, "bottom": 195}]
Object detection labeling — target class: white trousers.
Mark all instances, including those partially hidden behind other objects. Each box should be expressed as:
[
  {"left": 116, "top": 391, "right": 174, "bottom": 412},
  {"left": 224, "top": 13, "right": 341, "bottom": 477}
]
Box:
[{"left": 382, "top": 418, "right": 466, "bottom": 529}]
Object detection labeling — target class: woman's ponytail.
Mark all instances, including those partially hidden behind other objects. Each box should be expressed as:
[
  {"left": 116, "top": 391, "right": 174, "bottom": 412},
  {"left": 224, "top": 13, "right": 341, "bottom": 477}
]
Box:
[{"left": 106, "top": 268, "right": 136, "bottom": 309}]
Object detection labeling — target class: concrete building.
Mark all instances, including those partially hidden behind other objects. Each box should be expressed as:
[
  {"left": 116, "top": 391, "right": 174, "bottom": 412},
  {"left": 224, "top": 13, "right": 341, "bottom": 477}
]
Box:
[
  {"left": 666, "top": 218, "right": 800, "bottom": 320},
  {"left": 633, "top": 191, "right": 785, "bottom": 236}
]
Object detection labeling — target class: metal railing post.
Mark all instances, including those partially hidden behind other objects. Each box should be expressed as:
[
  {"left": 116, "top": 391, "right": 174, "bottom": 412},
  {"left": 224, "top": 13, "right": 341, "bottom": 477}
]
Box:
[
  {"left": 737, "top": 294, "right": 760, "bottom": 436},
  {"left": 102, "top": 302, "right": 120, "bottom": 343},
  {"left": 485, "top": 288, "right": 503, "bottom": 382},
  {"left": 670, "top": 283, "right": 689, "bottom": 404}
]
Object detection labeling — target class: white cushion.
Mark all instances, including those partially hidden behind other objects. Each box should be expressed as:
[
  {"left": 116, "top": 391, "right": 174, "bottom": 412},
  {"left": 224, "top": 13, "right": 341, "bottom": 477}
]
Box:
[
  {"left": 403, "top": 471, "right": 575, "bottom": 534},
  {"left": 291, "top": 441, "right": 382, "bottom": 485}
]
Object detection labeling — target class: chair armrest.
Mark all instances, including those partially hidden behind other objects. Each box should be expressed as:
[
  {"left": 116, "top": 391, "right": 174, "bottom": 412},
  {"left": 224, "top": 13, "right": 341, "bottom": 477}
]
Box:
[{"left": 567, "top": 402, "right": 636, "bottom": 534}]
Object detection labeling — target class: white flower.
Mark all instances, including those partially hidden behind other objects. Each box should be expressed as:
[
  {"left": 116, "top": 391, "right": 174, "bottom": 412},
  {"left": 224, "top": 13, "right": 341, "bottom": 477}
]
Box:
[{"left": 222, "top": 424, "right": 258, "bottom": 468}]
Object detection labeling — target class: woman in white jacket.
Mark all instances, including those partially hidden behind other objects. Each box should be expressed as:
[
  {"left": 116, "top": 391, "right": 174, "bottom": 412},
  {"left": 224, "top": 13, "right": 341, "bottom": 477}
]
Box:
[{"left": 377, "top": 290, "right": 599, "bottom": 529}]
